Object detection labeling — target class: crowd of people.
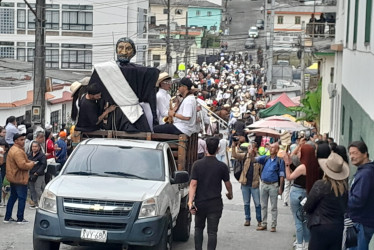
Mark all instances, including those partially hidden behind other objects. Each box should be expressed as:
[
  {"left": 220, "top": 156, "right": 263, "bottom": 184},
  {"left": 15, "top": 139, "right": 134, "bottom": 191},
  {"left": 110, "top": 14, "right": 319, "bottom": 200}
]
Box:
[{"left": 0, "top": 116, "right": 70, "bottom": 224}]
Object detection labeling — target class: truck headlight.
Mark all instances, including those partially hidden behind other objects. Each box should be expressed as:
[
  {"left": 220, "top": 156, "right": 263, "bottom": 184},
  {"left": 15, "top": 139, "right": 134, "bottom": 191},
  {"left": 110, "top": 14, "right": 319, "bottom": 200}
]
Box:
[
  {"left": 39, "top": 190, "right": 57, "bottom": 214},
  {"left": 138, "top": 198, "right": 157, "bottom": 218}
]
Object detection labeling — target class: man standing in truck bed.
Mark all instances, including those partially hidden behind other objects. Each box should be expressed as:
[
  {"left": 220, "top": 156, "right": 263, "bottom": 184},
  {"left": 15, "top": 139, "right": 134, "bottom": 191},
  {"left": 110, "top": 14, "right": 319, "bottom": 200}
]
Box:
[{"left": 189, "top": 137, "right": 233, "bottom": 250}]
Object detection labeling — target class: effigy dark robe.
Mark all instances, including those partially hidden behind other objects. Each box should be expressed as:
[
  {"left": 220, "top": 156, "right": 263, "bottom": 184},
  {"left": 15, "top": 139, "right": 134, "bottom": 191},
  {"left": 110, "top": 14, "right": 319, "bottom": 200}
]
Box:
[{"left": 89, "top": 62, "right": 159, "bottom": 132}]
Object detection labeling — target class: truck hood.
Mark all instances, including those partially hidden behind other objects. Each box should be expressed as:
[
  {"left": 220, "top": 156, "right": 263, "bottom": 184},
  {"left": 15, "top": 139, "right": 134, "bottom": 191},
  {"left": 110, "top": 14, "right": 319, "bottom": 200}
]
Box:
[{"left": 48, "top": 176, "right": 166, "bottom": 202}]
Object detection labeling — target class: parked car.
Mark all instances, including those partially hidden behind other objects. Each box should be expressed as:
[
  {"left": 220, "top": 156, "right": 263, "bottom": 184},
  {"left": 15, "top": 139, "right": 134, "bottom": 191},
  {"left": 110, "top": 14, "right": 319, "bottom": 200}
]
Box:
[
  {"left": 256, "top": 19, "right": 264, "bottom": 29},
  {"left": 245, "top": 38, "right": 256, "bottom": 49},
  {"left": 248, "top": 26, "right": 259, "bottom": 38}
]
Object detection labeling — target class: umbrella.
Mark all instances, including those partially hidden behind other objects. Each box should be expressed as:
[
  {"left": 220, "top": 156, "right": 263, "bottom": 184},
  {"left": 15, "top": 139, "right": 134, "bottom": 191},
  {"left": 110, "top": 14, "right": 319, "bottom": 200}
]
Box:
[
  {"left": 248, "top": 128, "right": 281, "bottom": 138},
  {"left": 247, "top": 116, "right": 307, "bottom": 132}
]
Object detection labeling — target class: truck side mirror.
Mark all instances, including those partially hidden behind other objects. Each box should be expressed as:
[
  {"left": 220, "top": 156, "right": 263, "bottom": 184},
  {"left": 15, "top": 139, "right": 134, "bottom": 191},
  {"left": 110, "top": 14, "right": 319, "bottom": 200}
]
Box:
[{"left": 171, "top": 171, "right": 189, "bottom": 184}]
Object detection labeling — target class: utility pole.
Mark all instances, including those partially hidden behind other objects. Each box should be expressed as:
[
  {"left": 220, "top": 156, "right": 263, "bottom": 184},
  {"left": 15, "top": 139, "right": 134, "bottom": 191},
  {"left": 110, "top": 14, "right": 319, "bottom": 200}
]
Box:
[
  {"left": 266, "top": 0, "right": 275, "bottom": 89},
  {"left": 166, "top": 0, "right": 171, "bottom": 74},
  {"left": 184, "top": 11, "right": 189, "bottom": 74},
  {"left": 300, "top": 30, "right": 306, "bottom": 98},
  {"left": 32, "top": 0, "right": 46, "bottom": 127}
]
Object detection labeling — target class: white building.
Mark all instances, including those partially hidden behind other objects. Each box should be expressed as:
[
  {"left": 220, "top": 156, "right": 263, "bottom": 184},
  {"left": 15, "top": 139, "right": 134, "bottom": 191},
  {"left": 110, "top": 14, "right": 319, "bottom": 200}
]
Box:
[
  {"left": 0, "top": 0, "right": 149, "bottom": 70},
  {"left": 324, "top": 0, "right": 374, "bottom": 160}
]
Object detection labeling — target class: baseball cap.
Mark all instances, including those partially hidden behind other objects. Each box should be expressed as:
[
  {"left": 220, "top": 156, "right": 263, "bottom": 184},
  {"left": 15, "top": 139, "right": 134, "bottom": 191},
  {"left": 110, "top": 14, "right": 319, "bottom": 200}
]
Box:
[
  {"left": 179, "top": 77, "right": 193, "bottom": 90},
  {"left": 59, "top": 131, "right": 67, "bottom": 138},
  {"left": 13, "top": 133, "right": 26, "bottom": 141}
]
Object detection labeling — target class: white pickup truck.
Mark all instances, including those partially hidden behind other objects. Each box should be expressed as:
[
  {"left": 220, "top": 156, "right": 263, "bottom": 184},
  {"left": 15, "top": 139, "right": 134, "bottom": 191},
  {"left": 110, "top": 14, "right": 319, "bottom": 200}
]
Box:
[{"left": 33, "top": 134, "right": 196, "bottom": 250}]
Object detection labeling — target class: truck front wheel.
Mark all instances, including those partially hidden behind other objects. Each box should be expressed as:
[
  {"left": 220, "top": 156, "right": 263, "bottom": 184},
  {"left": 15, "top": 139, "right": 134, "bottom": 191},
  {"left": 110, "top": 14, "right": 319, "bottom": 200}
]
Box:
[
  {"left": 172, "top": 207, "right": 191, "bottom": 242},
  {"left": 33, "top": 234, "right": 60, "bottom": 250}
]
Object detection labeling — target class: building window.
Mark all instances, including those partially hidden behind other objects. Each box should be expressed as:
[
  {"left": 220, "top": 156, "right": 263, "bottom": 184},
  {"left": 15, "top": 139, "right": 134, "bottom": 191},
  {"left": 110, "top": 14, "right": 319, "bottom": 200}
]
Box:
[
  {"left": 207, "top": 11, "right": 212, "bottom": 17},
  {"left": 295, "top": 16, "right": 301, "bottom": 24},
  {"left": 150, "top": 16, "right": 156, "bottom": 25},
  {"left": 365, "top": 0, "right": 372, "bottom": 43},
  {"left": 62, "top": 5, "right": 93, "bottom": 10},
  {"left": 62, "top": 11, "right": 93, "bottom": 31},
  {"left": 341, "top": 106, "right": 345, "bottom": 135},
  {"left": 277, "top": 16, "right": 284, "bottom": 24},
  {"left": 0, "top": 8, "right": 15, "bottom": 34},
  {"left": 353, "top": 0, "right": 359, "bottom": 44},
  {"left": 330, "top": 67, "right": 334, "bottom": 83},
  {"left": 0, "top": 47, "right": 14, "bottom": 58},
  {"left": 196, "top": 10, "right": 200, "bottom": 16},
  {"left": 137, "top": 8, "right": 147, "bottom": 38},
  {"left": 62, "top": 50, "right": 92, "bottom": 69},
  {"left": 175, "top": 9, "right": 183, "bottom": 15},
  {"left": 50, "top": 110, "right": 60, "bottom": 132},
  {"left": 27, "top": 48, "right": 34, "bottom": 62},
  {"left": 46, "top": 10, "right": 60, "bottom": 30},
  {"left": 17, "top": 9, "right": 26, "bottom": 29},
  {"left": 17, "top": 48, "right": 26, "bottom": 61},
  {"left": 46, "top": 49, "right": 59, "bottom": 68},
  {"left": 153, "top": 54, "right": 160, "bottom": 67}
]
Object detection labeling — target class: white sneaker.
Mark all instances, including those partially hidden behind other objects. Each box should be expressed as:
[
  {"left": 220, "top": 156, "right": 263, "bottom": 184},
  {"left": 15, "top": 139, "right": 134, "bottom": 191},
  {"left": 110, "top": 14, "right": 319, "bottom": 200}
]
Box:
[
  {"left": 295, "top": 244, "right": 304, "bottom": 250},
  {"left": 303, "top": 242, "right": 309, "bottom": 250}
]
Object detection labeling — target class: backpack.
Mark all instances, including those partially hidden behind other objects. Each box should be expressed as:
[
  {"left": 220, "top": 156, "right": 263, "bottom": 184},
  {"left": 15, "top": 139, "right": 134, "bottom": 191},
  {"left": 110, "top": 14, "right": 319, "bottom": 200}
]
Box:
[{"left": 233, "top": 159, "right": 244, "bottom": 181}]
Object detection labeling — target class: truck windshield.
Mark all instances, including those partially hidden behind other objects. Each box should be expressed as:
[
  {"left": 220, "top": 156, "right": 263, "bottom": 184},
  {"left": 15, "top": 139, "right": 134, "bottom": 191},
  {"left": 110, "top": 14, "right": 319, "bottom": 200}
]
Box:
[{"left": 63, "top": 145, "right": 164, "bottom": 181}]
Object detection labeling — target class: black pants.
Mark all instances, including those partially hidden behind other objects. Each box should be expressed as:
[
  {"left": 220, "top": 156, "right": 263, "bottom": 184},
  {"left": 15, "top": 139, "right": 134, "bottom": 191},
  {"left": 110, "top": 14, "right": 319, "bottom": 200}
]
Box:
[
  {"left": 153, "top": 124, "right": 182, "bottom": 134},
  {"left": 194, "top": 205, "right": 222, "bottom": 250},
  {"left": 309, "top": 223, "right": 344, "bottom": 250}
]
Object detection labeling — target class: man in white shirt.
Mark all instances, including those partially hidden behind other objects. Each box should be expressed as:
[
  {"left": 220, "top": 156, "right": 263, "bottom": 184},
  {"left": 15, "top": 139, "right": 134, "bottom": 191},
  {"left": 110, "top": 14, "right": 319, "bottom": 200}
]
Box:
[
  {"left": 156, "top": 72, "right": 172, "bottom": 125},
  {"left": 154, "top": 78, "right": 197, "bottom": 136},
  {"left": 249, "top": 85, "right": 256, "bottom": 100},
  {"left": 216, "top": 133, "right": 228, "bottom": 164}
]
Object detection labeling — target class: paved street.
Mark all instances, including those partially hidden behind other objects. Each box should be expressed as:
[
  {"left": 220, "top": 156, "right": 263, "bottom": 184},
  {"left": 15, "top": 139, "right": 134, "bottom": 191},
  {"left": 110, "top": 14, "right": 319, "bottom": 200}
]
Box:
[
  {"left": 0, "top": 173, "right": 295, "bottom": 250},
  {"left": 223, "top": 0, "right": 266, "bottom": 55}
]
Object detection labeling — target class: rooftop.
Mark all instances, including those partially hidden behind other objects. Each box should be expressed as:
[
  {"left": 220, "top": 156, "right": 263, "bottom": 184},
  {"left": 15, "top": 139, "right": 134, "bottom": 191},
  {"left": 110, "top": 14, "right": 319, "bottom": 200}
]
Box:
[{"left": 150, "top": 0, "right": 221, "bottom": 8}]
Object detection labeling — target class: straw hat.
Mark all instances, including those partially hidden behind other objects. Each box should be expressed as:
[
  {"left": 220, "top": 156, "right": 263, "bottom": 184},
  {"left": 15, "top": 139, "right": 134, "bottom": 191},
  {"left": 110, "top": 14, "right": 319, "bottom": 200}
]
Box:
[
  {"left": 318, "top": 152, "right": 350, "bottom": 180},
  {"left": 231, "top": 107, "right": 240, "bottom": 113},
  {"left": 210, "top": 116, "right": 217, "bottom": 123},
  {"left": 222, "top": 85, "right": 228, "bottom": 89},
  {"left": 233, "top": 112, "right": 241, "bottom": 118},
  {"left": 234, "top": 85, "right": 240, "bottom": 90},
  {"left": 240, "top": 101, "right": 245, "bottom": 105},
  {"left": 156, "top": 72, "right": 172, "bottom": 87},
  {"left": 223, "top": 104, "right": 231, "bottom": 108},
  {"left": 70, "top": 81, "right": 82, "bottom": 97}
]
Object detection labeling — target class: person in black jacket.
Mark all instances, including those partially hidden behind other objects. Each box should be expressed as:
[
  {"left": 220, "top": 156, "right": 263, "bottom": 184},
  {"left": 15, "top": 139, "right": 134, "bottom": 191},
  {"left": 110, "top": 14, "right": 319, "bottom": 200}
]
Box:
[
  {"left": 304, "top": 152, "right": 350, "bottom": 250},
  {"left": 28, "top": 141, "right": 47, "bottom": 209}
]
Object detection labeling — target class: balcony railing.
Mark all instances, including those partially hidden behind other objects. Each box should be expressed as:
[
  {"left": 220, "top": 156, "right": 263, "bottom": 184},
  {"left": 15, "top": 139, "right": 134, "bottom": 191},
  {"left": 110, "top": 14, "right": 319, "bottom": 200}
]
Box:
[{"left": 306, "top": 22, "right": 335, "bottom": 38}]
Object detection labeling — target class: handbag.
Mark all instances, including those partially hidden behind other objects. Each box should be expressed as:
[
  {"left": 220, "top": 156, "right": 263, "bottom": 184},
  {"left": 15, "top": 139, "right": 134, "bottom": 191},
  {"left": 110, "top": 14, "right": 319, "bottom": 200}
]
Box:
[
  {"left": 233, "top": 160, "right": 243, "bottom": 181},
  {"left": 29, "top": 174, "right": 38, "bottom": 182},
  {"left": 342, "top": 217, "right": 358, "bottom": 249}
]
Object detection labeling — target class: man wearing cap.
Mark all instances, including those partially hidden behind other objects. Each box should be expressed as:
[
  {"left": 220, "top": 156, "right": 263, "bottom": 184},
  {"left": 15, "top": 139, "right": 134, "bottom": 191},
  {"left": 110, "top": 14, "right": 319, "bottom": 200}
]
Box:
[
  {"left": 4, "top": 133, "right": 36, "bottom": 224},
  {"left": 347, "top": 141, "right": 374, "bottom": 250},
  {"left": 154, "top": 78, "right": 197, "bottom": 136},
  {"left": 156, "top": 72, "right": 172, "bottom": 125},
  {"left": 55, "top": 131, "right": 68, "bottom": 167}
]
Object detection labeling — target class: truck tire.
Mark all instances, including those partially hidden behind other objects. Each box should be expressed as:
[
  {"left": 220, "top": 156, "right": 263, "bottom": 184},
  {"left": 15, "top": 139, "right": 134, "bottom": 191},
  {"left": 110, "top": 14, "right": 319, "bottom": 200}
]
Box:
[
  {"left": 33, "top": 233, "right": 60, "bottom": 250},
  {"left": 172, "top": 207, "right": 191, "bottom": 242},
  {"left": 133, "top": 212, "right": 172, "bottom": 250}
]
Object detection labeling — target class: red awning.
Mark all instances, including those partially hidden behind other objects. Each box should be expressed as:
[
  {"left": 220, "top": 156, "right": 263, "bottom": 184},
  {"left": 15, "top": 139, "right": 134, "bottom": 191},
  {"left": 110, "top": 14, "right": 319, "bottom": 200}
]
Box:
[{"left": 266, "top": 93, "right": 297, "bottom": 108}]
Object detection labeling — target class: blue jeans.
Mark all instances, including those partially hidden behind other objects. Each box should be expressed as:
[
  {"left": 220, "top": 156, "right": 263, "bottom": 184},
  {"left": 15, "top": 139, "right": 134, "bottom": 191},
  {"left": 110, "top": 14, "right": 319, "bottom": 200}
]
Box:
[
  {"left": 349, "top": 223, "right": 374, "bottom": 250},
  {"left": 241, "top": 185, "right": 261, "bottom": 222},
  {"left": 5, "top": 184, "right": 28, "bottom": 221},
  {"left": 290, "top": 186, "right": 310, "bottom": 244}
]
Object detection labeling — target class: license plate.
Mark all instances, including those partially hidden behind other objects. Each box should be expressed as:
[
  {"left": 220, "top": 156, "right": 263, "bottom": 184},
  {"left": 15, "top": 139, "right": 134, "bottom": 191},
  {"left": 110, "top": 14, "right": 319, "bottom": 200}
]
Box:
[{"left": 80, "top": 228, "right": 107, "bottom": 243}]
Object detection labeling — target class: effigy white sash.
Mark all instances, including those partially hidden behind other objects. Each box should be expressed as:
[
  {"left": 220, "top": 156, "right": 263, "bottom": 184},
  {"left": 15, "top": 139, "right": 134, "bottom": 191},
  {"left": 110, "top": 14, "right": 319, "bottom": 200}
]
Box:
[{"left": 94, "top": 60, "right": 143, "bottom": 124}]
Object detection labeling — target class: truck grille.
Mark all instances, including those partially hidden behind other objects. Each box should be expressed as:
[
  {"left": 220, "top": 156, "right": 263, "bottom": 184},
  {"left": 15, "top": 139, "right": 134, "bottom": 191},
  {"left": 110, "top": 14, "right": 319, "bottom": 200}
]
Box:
[
  {"left": 63, "top": 198, "right": 134, "bottom": 217},
  {"left": 65, "top": 219, "right": 127, "bottom": 230}
]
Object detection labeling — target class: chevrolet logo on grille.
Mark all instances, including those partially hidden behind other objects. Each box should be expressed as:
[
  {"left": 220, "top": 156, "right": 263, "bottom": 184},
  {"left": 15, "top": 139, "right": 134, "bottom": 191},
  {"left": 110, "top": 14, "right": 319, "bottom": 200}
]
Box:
[{"left": 90, "top": 204, "right": 104, "bottom": 211}]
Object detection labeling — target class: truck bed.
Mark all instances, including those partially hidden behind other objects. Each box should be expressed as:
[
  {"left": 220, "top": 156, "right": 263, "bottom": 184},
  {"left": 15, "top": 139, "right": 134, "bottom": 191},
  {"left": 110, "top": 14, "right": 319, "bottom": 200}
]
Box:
[{"left": 78, "top": 131, "right": 198, "bottom": 173}]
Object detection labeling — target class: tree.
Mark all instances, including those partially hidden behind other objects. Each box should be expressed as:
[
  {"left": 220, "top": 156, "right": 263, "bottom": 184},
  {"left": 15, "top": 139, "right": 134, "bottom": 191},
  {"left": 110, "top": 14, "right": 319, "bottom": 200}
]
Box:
[{"left": 289, "top": 78, "right": 322, "bottom": 131}]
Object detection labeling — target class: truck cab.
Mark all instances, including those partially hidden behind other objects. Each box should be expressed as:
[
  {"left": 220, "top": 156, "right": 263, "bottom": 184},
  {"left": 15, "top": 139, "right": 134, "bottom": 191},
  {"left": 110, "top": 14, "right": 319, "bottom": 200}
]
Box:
[{"left": 33, "top": 137, "right": 192, "bottom": 250}]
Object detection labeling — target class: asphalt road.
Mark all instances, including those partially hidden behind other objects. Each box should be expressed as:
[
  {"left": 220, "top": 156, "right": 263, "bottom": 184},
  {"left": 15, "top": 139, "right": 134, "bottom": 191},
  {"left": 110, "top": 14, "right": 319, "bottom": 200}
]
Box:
[
  {"left": 223, "top": 0, "right": 266, "bottom": 55},
  {"left": 0, "top": 172, "right": 295, "bottom": 250}
]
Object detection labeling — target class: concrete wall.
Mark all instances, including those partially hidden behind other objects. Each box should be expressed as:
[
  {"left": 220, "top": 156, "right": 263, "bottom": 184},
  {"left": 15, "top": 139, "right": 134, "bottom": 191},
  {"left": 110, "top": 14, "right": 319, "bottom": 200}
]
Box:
[
  {"left": 188, "top": 7, "right": 221, "bottom": 31},
  {"left": 318, "top": 54, "right": 335, "bottom": 135},
  {"left": 274, "top": 13, "right": 311, "bottom": 31}
]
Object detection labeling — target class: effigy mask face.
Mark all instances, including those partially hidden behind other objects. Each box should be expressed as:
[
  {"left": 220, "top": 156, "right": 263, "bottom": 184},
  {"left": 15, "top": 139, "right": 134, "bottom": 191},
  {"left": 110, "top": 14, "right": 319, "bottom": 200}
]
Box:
[{"left": 117, "top": 42, "right": 134, "bottom": 63}]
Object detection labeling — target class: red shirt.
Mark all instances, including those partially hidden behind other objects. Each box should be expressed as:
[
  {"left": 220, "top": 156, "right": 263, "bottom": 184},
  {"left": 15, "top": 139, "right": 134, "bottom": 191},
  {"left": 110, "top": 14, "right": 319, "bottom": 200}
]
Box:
[{"left": 46, "top": 139, "right": 55, "bottom": 159}]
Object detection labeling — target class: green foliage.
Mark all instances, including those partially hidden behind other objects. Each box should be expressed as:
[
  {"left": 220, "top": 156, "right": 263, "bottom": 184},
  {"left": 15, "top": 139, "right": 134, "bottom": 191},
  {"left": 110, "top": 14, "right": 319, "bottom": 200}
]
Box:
[{"left": 289, "top": 78, "right": 322, "bottom": 128}]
